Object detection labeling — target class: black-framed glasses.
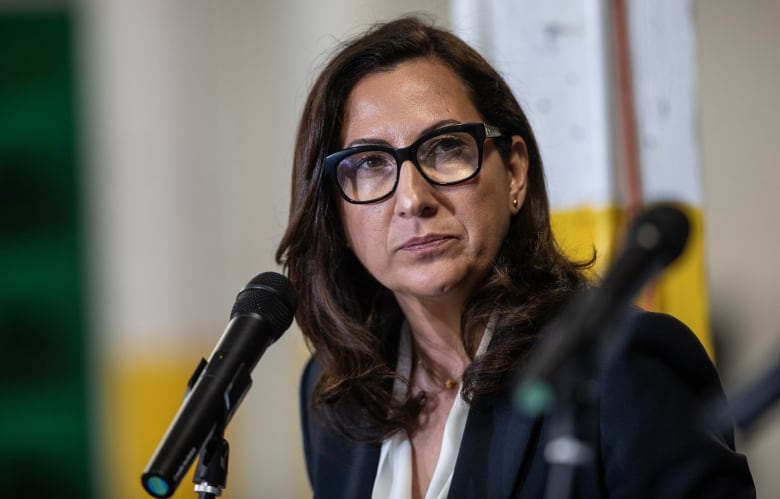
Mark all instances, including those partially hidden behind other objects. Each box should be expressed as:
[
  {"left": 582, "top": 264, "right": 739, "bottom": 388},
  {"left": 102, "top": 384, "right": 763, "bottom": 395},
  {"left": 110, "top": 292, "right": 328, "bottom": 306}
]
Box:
[{"left": 325, "top": 122, "right": 503, "bottom": 204}]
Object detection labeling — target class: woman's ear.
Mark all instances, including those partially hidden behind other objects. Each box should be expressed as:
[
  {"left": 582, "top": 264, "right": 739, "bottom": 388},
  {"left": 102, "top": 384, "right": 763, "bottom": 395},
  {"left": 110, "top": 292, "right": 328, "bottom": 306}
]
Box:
[{"left": 507, "top": 136, "right": 529, "bottom": 215}]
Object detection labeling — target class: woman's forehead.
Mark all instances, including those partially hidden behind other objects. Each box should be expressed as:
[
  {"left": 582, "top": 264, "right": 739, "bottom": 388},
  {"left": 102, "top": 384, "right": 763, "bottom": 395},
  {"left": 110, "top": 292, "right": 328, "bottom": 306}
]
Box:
[{"left": 339, "top": 59, "right": 479, "bottom": 148}]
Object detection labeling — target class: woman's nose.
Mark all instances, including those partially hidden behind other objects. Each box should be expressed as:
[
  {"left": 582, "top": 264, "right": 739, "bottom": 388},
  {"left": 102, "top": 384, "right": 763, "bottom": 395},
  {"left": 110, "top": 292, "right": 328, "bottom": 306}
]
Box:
[{"left": 393, "top": 160, "right": 437, "bottom": 217}]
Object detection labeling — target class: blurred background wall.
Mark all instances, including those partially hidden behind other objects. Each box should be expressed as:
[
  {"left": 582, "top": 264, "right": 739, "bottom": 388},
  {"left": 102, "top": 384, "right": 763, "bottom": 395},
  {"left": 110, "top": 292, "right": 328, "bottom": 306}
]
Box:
[{"left": 0, "top": 0, "right": 778, "bottom": 498}]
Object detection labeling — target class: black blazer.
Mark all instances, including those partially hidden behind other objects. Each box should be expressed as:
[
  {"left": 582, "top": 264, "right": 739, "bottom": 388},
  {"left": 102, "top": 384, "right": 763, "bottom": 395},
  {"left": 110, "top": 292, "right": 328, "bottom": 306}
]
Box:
[{"left": 299, "top": 310, "right": 755, "bottom": 498}]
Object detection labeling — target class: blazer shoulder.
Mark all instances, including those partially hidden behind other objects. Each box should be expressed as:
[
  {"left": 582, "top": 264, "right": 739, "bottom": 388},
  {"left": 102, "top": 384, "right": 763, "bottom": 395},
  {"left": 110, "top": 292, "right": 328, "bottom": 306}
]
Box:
[
  {"left": 301, "top": 356, "right": 322, "bottom": 403},
  {"left": 608, "top": 309, "right": 719, "bottom": 395},
  {"left": 596, "top": 309, "right": 755, "bottom": 498}
]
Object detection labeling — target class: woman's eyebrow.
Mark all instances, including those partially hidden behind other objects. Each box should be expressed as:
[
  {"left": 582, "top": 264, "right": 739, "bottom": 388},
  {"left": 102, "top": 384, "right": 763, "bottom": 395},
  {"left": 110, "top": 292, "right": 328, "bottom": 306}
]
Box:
[{"left": 344, "top": 119, "right": 463, "bottom": 148}]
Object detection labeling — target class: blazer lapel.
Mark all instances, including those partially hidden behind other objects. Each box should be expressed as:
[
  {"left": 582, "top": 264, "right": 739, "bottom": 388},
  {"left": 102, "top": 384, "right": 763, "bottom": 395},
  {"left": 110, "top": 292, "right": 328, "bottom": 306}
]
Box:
[
  {"left": 448, "top": 391, "right": 543, "bottom": 499},
  {"left": 309, "top": 431, "right": 380, "bottom": 499}
]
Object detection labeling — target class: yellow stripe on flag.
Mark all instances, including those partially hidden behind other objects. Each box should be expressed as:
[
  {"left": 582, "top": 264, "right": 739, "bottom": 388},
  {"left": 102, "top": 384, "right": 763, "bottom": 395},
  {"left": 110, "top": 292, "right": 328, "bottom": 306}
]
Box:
[
  {"left": 638, "top": 205, "right": 712, "bottom": 356},
  {"left": 551, "top": 205, "right": 628, "bottom": 278},
  {"left": 551, "top": 204, "right": 713, "bottom": 358}
]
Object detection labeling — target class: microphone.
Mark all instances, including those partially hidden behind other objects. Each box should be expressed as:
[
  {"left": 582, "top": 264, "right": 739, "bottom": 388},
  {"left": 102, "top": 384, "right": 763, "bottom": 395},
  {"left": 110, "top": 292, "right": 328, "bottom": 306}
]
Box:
[
  {"left": 514, "top": 204, "right": 690, "bottom": 415},
  {"left": 141, "top": 272, "right": 297, "bottom": 498},
  {"left": 712, "top": 347, "right": 780, "bottom": 434}
]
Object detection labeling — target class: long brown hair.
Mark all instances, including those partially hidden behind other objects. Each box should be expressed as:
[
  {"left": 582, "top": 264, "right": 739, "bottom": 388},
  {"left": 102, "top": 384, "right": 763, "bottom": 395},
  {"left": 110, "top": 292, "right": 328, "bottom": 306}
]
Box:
[{"left": 276, "top": 15, "right": 591, "bottom": 442}]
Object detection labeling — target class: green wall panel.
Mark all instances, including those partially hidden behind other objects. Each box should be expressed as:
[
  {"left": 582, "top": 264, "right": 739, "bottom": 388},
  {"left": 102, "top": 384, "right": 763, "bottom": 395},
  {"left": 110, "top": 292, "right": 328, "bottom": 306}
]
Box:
[{"left": 0, "top": 9, "right": 93, "bottom": 499}]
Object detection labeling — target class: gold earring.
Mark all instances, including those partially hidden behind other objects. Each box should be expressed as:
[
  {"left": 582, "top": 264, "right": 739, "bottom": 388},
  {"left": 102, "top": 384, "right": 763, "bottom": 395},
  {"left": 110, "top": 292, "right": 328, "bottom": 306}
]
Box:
[{"left": 512, "top": 198, "right": 518, "bottom": 208}]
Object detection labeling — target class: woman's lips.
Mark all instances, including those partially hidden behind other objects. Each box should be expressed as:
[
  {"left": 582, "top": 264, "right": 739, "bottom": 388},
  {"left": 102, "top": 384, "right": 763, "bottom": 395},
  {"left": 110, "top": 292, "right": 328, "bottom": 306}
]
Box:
[{"left": 397, "top": 234, "right": 455, "bottom": 252}]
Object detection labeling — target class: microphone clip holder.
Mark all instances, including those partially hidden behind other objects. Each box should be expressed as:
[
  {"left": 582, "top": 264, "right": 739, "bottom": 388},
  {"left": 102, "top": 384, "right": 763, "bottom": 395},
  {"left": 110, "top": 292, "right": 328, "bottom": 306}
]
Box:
[
  {"left": 193, "top": 423, "right": 230, "bottom": 499},
  {"left": 189, "top": 359, "right": 253, "bottom": 498}
]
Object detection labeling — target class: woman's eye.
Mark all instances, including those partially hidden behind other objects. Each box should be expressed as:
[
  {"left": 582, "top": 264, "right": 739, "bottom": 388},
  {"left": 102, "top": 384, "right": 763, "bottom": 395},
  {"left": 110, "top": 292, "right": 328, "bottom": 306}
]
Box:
[
  {"left": 421, "top": 135, "right": 472, "bottom": 164},
  {"left": 339, "top": 152, "right": 394, "bottom": 175},
  {"left": 432, "top": 136, "right": 467, "bottom": 153},
  {"left": 356, "top": 154, "right": 392, "bottom": 170}
]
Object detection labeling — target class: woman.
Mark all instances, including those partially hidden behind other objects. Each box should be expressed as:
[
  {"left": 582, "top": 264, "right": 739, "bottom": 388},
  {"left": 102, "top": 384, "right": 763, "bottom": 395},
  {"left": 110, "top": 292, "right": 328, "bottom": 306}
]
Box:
[{"left": 275, "top": 15, "right": 754, "bottom": 499}]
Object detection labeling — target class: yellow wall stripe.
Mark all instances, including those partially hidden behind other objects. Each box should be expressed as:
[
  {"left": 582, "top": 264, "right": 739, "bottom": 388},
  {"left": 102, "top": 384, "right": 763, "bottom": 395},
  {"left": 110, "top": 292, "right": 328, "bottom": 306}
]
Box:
[{"left": 100, "top": 350, "right": 203, "bottom": 499}]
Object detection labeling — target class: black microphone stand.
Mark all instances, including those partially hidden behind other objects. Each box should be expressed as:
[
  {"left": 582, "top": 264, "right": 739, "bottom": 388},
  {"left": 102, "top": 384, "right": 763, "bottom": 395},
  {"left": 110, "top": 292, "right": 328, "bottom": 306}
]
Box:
[
  {"left": 516, "top": 205, "right": 691, "bottom": 498},
  {"left": 193, "top": 421, "right": 230, "bottom": 499},
  {"left": 541, "top": 347, "right": 600, "bottom": 499}
]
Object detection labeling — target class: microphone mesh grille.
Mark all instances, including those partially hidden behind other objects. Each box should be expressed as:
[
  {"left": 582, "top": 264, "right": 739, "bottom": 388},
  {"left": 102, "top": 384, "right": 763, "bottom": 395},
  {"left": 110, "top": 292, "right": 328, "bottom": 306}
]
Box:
[{"left": 230, "top": 272, "right": 297, "bottom": 340}]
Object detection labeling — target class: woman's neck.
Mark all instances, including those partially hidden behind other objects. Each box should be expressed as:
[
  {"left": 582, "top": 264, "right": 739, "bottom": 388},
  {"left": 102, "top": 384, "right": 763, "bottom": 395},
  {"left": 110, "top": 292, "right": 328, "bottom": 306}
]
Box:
[{"left": 396, "top": 296, "right": 484, "bottom": 391}]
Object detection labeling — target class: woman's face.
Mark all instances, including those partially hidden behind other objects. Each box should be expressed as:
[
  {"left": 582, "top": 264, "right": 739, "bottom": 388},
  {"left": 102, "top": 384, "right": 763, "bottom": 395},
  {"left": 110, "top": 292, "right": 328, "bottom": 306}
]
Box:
[{"left": 336, "top": 58, "right": 528, "bottom": 307}]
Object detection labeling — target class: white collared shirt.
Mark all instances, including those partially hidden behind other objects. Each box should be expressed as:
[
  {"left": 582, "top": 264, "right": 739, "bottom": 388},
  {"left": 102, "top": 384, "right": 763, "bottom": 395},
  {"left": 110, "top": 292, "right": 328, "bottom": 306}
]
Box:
[{"left": 372, "top": 319, "right": 494, "bottom": 499}]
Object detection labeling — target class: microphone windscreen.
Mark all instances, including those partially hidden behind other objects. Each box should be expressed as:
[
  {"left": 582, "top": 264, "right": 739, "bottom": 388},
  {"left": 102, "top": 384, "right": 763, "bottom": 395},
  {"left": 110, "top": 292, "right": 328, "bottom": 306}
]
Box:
[{"left": 629, "top": 204, "right": 690, "bottom": 266}]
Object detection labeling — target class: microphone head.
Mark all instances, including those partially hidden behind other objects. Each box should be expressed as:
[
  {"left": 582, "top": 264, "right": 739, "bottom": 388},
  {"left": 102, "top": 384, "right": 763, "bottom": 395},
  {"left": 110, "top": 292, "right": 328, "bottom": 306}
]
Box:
[
  {"left": 231, "top": 272, "right": 297, "bottom": 341},
  {"left": 629, "top": 203, "right": 690, "bottom": 267}
]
